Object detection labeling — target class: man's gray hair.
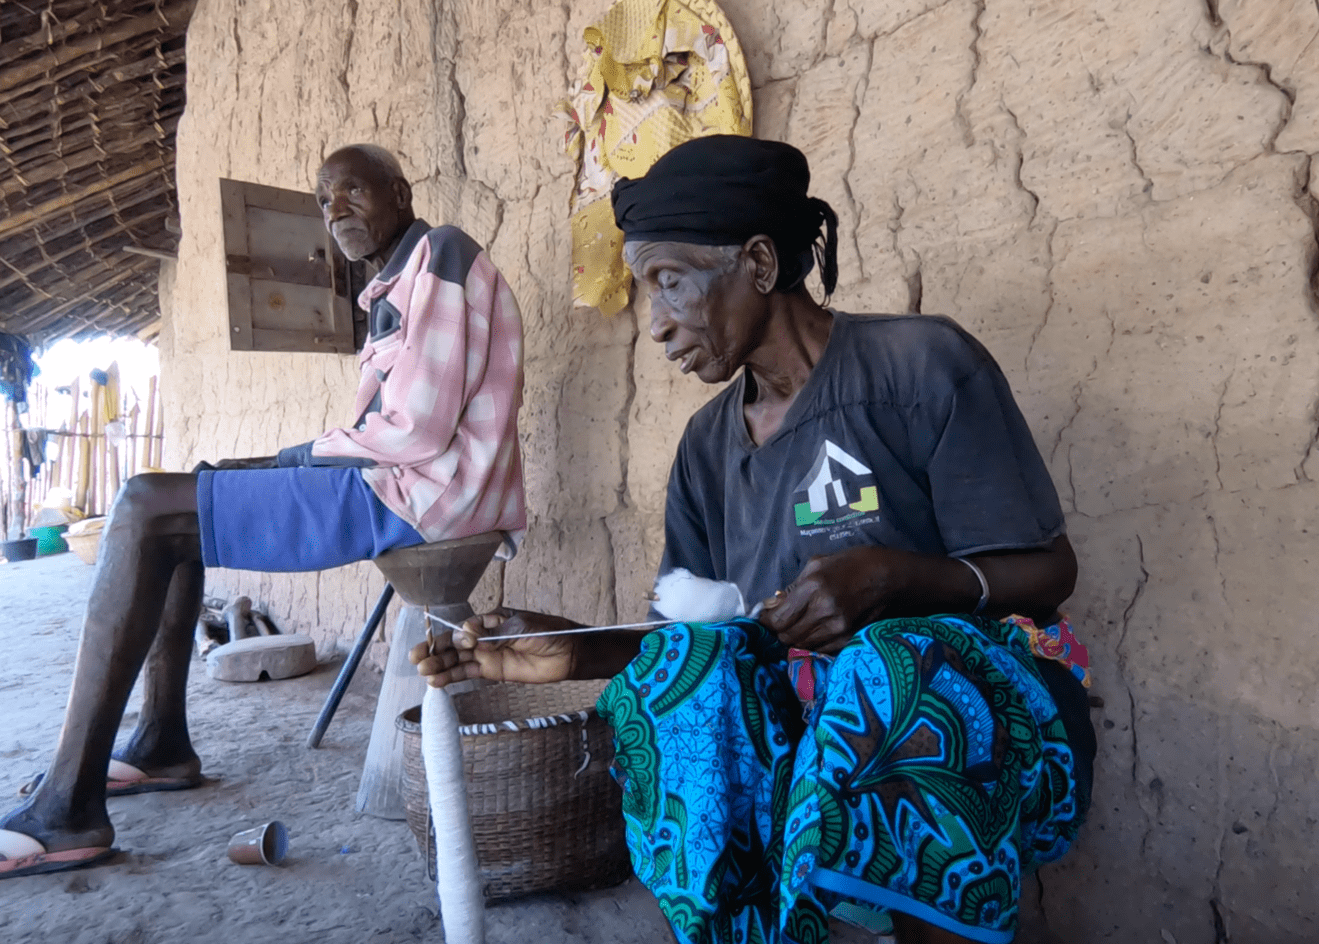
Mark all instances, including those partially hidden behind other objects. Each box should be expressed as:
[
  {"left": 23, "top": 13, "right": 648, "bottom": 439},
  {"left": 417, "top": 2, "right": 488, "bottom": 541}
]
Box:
[{"left": 337, "top": 143, "right": 407, "bottom": 183}]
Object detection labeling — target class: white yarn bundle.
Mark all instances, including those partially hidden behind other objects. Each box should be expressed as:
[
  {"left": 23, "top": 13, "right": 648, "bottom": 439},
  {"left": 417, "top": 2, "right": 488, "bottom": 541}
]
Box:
[
  {"left": 651, "top": 568, "right": 753, "bottom": 622},
  {"left": 421, "top": 684, "right": 485, "bottom": 944}
]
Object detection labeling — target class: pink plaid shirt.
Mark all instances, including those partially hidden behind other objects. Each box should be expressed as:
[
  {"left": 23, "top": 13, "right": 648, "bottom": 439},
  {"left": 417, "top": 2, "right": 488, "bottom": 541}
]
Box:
[{"left": 311, "top": 223, "right": 526, "bottom": 553}]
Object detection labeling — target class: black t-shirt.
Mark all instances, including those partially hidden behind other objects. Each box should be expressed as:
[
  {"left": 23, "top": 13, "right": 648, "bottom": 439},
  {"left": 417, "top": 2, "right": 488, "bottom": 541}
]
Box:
[{"left": 659, "top": 311, "right": 1066, "bottom": 606}]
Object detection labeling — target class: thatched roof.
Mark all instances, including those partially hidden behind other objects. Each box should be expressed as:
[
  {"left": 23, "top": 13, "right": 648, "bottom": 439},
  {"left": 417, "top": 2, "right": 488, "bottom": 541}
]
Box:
[{"left": 0, "top": 0, "right": 193, "bottom": 345}]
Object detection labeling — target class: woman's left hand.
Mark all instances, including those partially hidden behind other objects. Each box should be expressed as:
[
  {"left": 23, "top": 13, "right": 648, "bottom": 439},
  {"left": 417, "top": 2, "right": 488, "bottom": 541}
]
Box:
[{"left": 757, "top": 546, "right": 912, "bottom": 654}]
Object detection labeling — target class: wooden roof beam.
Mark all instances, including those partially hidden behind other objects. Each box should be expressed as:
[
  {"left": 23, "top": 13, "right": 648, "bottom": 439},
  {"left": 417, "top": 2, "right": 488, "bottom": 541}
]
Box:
[
  {"left": 0, "top": 203, "right": 168, "bottom": 294},
  {"left": 0, "top": 125, "right": 173, "bottom": 199},
  {"left": 0, "top": 154, "right": 168, "bottom": 242},
  {"left": 0, "top": 0, "right": 197, "bottom": 96},
  {"left": 2, "top": 258, "right": 156, "bottom": 331}
]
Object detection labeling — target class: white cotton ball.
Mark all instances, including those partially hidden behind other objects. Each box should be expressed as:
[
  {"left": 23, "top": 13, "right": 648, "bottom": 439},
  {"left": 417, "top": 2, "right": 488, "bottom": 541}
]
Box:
[{"left": 652, "top": 568, "right": 747, "bottom": 623}]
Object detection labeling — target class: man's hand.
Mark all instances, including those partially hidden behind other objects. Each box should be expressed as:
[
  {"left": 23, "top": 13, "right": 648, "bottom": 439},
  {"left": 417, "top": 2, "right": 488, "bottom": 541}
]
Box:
[
  {"left": 408, "top": 608, "right": 581, "bottom": 687},
  {"left": 757, "top": 546, "right": 912, "bottom": 654},
  {"left": 190, "top": 456, "right": 279, "bottom": 473}
]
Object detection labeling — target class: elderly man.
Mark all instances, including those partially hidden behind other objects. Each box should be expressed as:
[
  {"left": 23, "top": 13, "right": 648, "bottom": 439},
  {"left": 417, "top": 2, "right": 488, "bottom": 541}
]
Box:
[
  {"left": 0, "top": 145, "right": 525, "bottom": 879},
  {"left": 414, "top": 136, "right": 1095, "bottom": 944}
]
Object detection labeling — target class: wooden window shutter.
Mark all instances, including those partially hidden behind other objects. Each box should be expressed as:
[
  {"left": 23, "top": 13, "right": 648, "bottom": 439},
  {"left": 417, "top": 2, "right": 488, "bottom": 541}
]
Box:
[{"left": 220, "top": 178, "right": 367, "bottom": 354}]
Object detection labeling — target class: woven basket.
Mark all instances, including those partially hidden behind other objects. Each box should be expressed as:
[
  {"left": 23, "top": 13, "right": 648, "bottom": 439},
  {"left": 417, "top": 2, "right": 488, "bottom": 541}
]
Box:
[
  {"left": 398, "top": 680, "right": 632, "bottom": 903},
  {"left": 65, "top": 517, "right": 106, "bottom": 565}
]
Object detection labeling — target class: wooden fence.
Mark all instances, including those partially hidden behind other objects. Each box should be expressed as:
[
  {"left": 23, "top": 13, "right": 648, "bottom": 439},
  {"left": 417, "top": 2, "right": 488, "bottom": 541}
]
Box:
[{"left": 2, "top": 372, "right": 164, "bottom": 537}]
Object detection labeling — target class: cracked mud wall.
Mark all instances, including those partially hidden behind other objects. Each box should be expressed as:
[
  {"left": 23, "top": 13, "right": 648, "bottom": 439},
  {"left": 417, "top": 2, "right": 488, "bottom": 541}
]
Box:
[{"left": 164, "top": 0, "right": 1319, "bottom": 938}]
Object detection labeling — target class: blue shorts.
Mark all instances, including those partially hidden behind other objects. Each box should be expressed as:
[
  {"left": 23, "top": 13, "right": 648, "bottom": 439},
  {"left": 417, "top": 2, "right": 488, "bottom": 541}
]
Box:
[{"left": 197, "top": 466, "right": 425, "bottom": 572}]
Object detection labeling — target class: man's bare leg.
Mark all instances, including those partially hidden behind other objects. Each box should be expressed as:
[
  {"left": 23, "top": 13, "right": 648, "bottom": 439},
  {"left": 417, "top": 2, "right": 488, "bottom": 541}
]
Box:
[
  {"left": 0, "top": 473, "right": 203, "bottom": 853},
  {"left": 116, "top": 557, "right": 206, "bottom": 778}
]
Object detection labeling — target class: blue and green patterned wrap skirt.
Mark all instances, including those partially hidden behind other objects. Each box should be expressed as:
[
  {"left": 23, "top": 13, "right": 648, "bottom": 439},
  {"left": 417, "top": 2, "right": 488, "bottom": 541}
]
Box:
[{"left": 596, "top": 616, "right": 1087, "bottom": 944}]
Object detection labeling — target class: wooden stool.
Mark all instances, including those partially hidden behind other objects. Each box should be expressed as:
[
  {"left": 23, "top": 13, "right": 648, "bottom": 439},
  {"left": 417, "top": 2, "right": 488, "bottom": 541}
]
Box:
[{"left": 354, "top": 532, "right": 504, "bottom": 819}]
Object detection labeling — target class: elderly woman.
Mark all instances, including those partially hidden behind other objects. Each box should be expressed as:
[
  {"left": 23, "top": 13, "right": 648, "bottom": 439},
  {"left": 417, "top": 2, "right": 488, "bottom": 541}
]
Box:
[{"left": 413, "top": 136, "right": 1095, "bottom": 944}]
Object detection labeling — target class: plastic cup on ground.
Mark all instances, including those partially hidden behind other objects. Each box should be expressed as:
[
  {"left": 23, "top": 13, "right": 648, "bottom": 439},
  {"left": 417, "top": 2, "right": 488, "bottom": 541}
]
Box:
[{"left": 227, "top": 821, "right": 289, "bottom": 865}]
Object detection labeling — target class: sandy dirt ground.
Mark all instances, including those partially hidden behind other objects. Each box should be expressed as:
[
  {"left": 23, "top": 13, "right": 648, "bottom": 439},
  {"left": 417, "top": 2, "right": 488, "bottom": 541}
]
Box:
[{"left": 0, "top": 552, "right": 678, "bottom": 944}]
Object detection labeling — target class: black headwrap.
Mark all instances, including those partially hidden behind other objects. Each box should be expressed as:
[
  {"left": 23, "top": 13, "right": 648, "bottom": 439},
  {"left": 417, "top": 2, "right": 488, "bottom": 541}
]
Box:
[{"left": 612, "top": 135, "right": 839, "bottom": 296}]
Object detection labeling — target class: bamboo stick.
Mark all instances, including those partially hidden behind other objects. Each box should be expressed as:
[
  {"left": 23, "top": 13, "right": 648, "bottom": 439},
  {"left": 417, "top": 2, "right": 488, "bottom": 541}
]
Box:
[
  {"left": 108, "top": 429, "right": 121, "bottom": 500},
  {"left": 90, "top": 384, "right": 103, "bottom": 515},
  {"left": 8, "top": 401, "right": 25, "bottom": 540},
  {"left": 65, "top": 378, "right": 79, "bottom": 493},
  {"left": 152, "top": 381, "right": 164, "bottom": 469},
  {"left": 36, "top": 386, "right": 52, "bottom": 510},
  {"left": 75, "top": 411, "right": 90, "bottom": 514},
  {"left": 127, "top": 403, "right": 140, "bottom": 479},
  {"left": 28, "top": 388, "right": 43, "bottom": 517},
  {"left": 0, "top": 402, "right": 10, "bottom": 539},
  {"left": 96, "top": 382, "right": 108, "bottom": 514},
  {"left": 99, "top": 389, "right": 111, "bottom": 513},
  {"left": 106, "top": 364, "right": 121, "bottom": 500},
  {"left": 142, "top": 376, "right": 156, "bottom": 470},
  {"left": 37, "top": 437, "right": 50, "bottom": 516}
]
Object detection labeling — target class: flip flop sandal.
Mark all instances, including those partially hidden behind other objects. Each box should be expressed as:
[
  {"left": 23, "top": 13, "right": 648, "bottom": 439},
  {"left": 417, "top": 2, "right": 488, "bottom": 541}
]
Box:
[
  {"left": 17, "top": 759, "right": 203, "bottom": 798},
  {"left": 0, "top": 828, "right": 116, "bottom": 880}
]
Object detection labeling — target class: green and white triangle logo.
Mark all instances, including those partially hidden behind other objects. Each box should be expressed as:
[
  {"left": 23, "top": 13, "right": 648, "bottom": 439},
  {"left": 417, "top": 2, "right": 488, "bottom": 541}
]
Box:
[{"left": 793, "top": 440, "right": 880, "bottom": 527}]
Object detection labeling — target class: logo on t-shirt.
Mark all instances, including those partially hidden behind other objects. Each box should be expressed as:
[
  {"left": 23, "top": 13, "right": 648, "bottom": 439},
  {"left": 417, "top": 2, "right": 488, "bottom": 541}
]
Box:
[{"left": 793, "top": 440, "right": 880, "bottom": 532}]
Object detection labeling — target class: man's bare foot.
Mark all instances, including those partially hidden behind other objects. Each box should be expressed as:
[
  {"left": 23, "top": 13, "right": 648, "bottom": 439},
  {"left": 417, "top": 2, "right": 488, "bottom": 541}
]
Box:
[
  {"left": 0, "top": 798, "right": 114, "bottom": 856},
  {"left": 110, "top": 755, "right": 203, "bottom": 786},
  {"left": 116, "top": 726, "right": 202, "bottom": 781},
  {"left": 18, "top": 755, "right": 204, "bottom": 798}
]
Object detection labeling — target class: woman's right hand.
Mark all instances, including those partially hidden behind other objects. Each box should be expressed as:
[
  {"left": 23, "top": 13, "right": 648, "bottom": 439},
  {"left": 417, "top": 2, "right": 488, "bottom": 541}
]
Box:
[{"left": 407, "top": 608, "right": 580, "bottom": 687}]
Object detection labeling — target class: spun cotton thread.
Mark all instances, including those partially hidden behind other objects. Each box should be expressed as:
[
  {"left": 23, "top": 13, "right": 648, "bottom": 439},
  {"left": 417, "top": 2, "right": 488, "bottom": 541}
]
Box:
[
  {"left": 421, "top": 684, "right": 485, "bottom": 944},
  {"left": 651, "top": 568, "right": 751, "bottom": 622},
  {"left": 423, "top": 569, "right": 755, "bottom": 644}
]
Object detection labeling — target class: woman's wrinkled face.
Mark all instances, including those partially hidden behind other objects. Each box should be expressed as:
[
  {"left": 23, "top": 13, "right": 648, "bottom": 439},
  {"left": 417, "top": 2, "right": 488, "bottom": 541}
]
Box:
[{"left": 625, "top": 240, "right": 763, "bottom": 385}]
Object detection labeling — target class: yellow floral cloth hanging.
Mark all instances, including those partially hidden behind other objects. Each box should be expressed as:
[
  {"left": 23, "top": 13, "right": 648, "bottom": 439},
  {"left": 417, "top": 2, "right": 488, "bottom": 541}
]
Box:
[{"left": 559, "top": 0, "right": 752, "bottom": 316}]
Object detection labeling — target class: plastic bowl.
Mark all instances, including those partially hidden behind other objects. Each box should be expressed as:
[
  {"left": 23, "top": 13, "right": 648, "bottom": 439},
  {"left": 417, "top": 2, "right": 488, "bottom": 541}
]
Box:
[{"left": 1, "top": 538, "right": 39, "bottom": 562}]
